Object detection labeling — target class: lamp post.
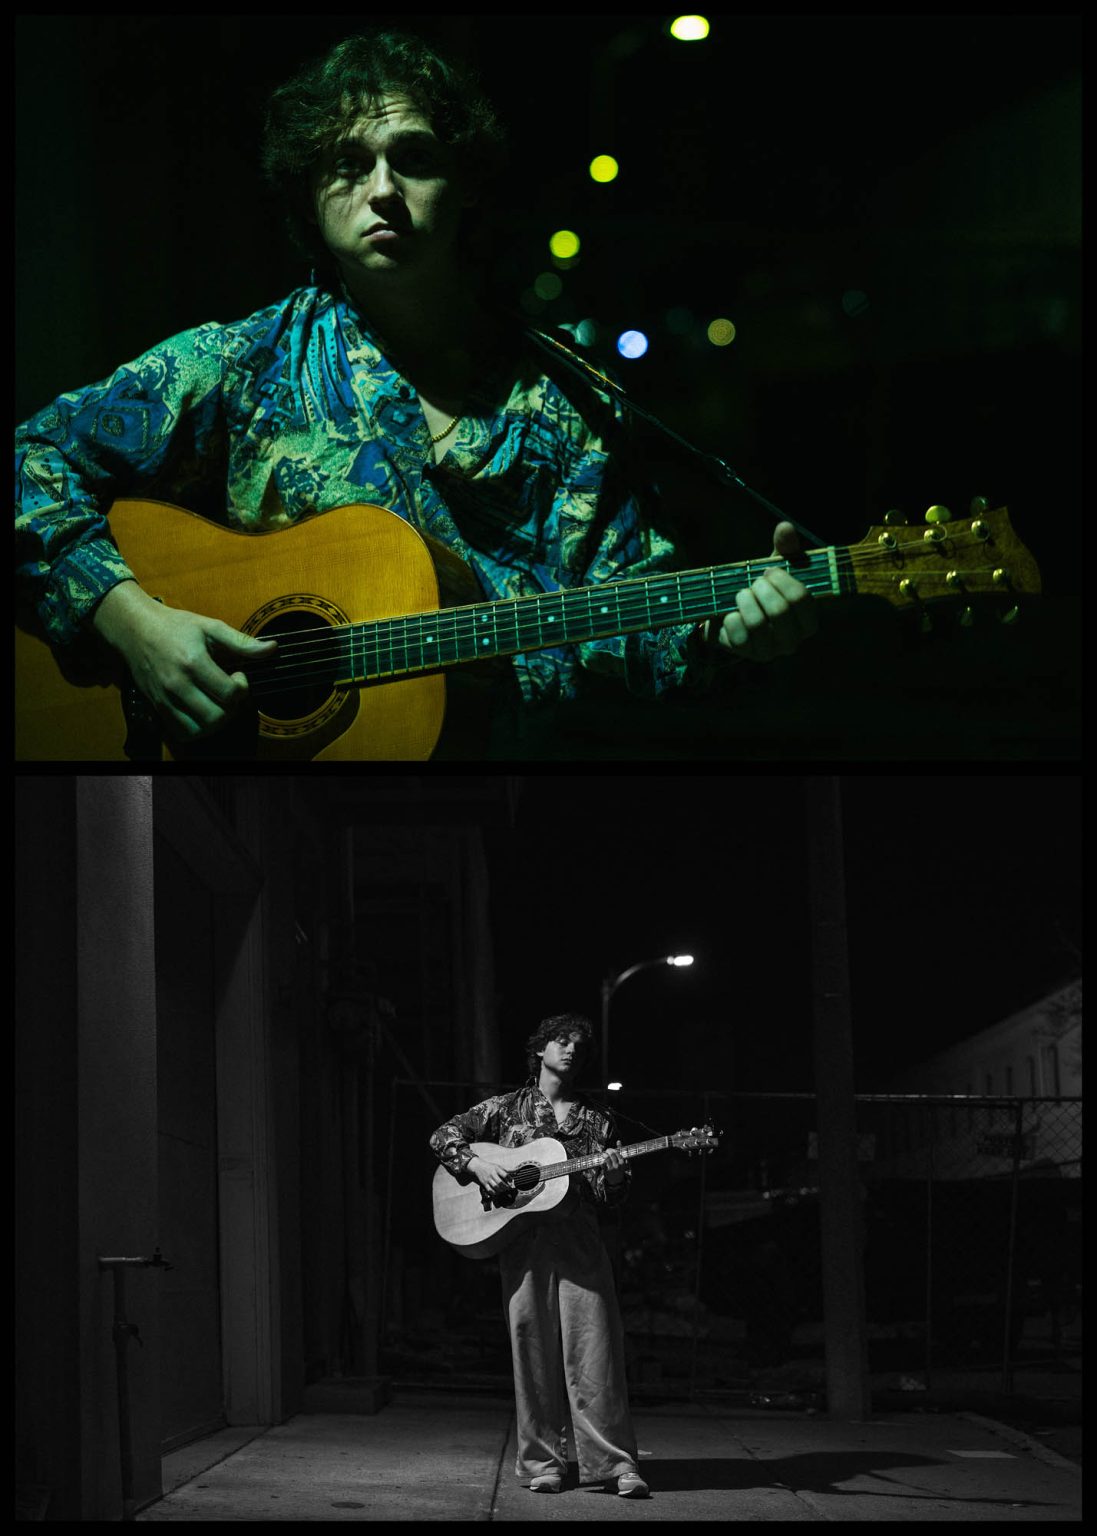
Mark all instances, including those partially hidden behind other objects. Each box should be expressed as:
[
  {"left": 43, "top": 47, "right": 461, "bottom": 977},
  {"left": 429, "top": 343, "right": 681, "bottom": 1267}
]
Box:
[{"left": 600, "top": 954, "right": 694, "bottom": 1089}]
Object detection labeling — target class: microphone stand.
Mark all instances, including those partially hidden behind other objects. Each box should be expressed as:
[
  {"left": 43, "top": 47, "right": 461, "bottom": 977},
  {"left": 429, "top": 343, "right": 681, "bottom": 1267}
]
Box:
[{"left": 525, "top": 326, "right": 830, "bottom": 549}]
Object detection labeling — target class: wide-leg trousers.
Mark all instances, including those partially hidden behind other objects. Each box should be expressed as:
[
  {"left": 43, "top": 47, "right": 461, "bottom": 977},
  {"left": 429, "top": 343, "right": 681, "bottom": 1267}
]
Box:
[{"left": 498, "top": 1203, "right": 640, "bottom": 1486}]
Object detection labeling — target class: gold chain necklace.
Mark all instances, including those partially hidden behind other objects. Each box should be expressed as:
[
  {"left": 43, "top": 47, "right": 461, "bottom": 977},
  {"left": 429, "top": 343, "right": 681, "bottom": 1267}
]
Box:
[{"left": 429, "top": 413, "right": 461, "bottom": 445}]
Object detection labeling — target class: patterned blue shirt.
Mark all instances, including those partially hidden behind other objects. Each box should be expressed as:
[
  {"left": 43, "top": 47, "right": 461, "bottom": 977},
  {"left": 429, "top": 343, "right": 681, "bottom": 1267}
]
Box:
[{"left": 15, "top": 283, "right": 713, "bottom": 707}]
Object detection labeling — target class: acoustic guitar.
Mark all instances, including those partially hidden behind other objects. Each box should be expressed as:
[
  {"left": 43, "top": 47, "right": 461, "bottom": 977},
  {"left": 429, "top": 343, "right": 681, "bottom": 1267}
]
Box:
[
  {"left": 14, "top": 498, "right": 1040, "bottom": 760},
  {"left": 432, "top": 1125, "right": 719, "bottom": 1260}
]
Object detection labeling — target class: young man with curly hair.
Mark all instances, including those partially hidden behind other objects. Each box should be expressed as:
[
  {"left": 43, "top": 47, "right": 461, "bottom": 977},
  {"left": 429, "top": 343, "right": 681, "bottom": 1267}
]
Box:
[
  {"left": 430, "top": 1013, "right": 649, "bottom": 1497},
  {"left": 16, "top": 28, "right": 816, "bottom": 759}
]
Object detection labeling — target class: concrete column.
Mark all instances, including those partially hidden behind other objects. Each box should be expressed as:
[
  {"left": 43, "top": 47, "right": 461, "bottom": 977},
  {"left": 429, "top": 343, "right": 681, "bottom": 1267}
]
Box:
[
  {"left": 75, "top": 776, "right": 160, "bottom": 1517},
  {"left": 16, "top": 778, "right": 80, "bottom": 1518}
]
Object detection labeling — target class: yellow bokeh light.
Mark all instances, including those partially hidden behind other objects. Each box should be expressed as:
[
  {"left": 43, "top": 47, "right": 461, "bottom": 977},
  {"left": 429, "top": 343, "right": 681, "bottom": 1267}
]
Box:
[
  {"left": 549, "top": 229, "right": 581, "bottom": 260},
  {"left": 669, "top": 15, "right": 710, "bottom": 41},
  {"left": 706, "top": 317, "right": 736, "bottom": 346},
  {"left": 589, "top": 154, "right": 619, "bottom": 184}
]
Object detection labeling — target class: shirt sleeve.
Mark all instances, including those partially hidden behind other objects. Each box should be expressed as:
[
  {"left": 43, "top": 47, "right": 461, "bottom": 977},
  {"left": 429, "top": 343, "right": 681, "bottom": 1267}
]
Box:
[
  {"left": 587, "top": 1105, "right": 632, "bottom": 1208},
  {"left": 429, "top": 1095, "right": 506, "bottom": 1179},
  {"left": 15, "top": 324, "right": 231, "bottom": 646}
]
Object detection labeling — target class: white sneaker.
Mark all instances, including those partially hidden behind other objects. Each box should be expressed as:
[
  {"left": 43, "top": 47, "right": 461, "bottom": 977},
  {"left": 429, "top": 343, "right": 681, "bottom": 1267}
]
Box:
[
  {"left": 616, "top": 1472, "right": 650, "bottom": 1498},
  {"left": 529, "top": 1473, "right": 564, "bottom": 1493}
]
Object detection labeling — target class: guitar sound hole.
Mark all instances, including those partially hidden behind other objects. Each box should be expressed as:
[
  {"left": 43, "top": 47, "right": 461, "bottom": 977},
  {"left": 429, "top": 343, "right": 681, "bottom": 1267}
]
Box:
[
  {"left": 511, "top": 1164, "right": 541, "bottom": 1191},
  {"left": 251, "top": 609, "right": 340, "bottom": 721}
]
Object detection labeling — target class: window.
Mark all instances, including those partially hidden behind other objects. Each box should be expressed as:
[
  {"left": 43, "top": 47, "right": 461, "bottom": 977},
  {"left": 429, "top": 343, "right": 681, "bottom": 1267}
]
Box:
[{"left": 1041, "top": 1043, "right": 1060, "bottom": 1097}]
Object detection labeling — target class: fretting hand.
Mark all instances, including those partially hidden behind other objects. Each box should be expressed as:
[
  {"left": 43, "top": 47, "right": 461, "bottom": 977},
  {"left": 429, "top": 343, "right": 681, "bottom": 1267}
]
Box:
[
  {"left": 706, "top": 521, "right": 819, "bottom": 663},
  {"left": 604, "top": 1141, "right": 627, "bottom": 1186}
]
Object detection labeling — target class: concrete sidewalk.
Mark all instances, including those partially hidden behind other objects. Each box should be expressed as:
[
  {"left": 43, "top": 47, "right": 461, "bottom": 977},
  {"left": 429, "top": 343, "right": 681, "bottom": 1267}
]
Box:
[{"left": 137, "top": 1388, "right": 1080, "bottom": 1523}]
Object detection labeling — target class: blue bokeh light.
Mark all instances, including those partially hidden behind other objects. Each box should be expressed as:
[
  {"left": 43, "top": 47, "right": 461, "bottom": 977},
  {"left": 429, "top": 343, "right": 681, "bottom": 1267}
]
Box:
[{"left": 616, "top": 330, "right": 649, "bottom": 359}]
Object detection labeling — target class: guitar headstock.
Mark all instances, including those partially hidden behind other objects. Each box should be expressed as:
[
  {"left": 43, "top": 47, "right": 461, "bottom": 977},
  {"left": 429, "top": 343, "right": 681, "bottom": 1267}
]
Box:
[
  {"left": 670, "top": 1124, "right": 720, "bottom": 1154},
  {"left": 847, "top": 500, "right": 1040, "bottom": 624}
]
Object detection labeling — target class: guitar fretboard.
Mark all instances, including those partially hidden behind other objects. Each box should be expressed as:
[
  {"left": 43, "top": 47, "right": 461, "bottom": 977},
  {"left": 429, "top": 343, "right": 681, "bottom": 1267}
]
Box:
[
  {"left": 330, "top": 549, "right": 853, "bottom": 684},
  {"left": 540, "top": 1135, "right": 674, "bottom": 1182}
]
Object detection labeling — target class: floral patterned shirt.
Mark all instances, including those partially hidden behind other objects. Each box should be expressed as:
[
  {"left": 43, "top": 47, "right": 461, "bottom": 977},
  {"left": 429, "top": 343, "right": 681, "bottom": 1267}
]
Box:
[
  {"left": 430, "top": 1081, "right": 631, "bottom": 1209},
  {"left": 15, "top": 282, "right": 713, "bottom": 708}
]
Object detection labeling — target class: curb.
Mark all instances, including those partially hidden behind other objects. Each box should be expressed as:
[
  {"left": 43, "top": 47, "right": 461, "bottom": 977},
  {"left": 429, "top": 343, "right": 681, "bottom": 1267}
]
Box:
[{"left": 957, "top": 1411, "right": 1082, "bottom": 1473}]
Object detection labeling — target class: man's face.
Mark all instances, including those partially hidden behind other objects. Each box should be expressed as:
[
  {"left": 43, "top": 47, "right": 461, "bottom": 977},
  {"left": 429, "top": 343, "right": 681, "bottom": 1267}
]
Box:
[
  {"left": 311, "top": 94, "right": 466, "bottom": 288},
  {"left": 539, "top": 1031, "right": 588, "bottom": 1081}
]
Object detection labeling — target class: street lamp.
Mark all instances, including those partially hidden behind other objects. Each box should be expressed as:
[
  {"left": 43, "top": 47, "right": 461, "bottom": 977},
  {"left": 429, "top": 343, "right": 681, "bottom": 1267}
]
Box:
[{"left": 601, "top": 954, "right": 694, "bottom": 1089}]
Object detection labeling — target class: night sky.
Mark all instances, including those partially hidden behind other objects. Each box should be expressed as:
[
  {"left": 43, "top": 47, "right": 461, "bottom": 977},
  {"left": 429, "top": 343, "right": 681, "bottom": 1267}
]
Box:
[{"left": 487, "top": 772, "right": 1081, "bottom": 1093}]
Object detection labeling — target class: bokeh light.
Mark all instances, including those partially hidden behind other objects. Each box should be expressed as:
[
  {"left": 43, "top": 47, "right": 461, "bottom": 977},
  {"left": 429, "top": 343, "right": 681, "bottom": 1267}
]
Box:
[
  {"left": 665, "top": 306, "right": 695, "bottom": 335},
  {"left": 706, "top": 317, "right": 736, "bottom": 346},
  {"left": 616, "top": 330, "right": 649, "bottom": 359},
  {"left": 533, "top": 272, "right": 564, "bottom": 301},
  {"left": 669, "top": 15, "right": 710, "bottom": 41},
  {"left": 589, "top": 154, "right": 620, "bottom": 184},
  {"left": 549, "top": 229, "right": 581, "bottom": 260}
]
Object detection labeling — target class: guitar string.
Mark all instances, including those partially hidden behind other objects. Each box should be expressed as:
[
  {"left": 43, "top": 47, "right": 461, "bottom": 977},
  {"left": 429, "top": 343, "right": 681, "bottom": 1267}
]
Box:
[
  {"left": 254, "top": 558, "right": 830, "bottom": 654},
  {"left": 244, "top": 561, "right": 838, "bottom": 696},
  {"left": 236, "top": 543, "right": 1008, "bottom": 698},
  {"left": 240, "top": 537, "right": 998, "bottom": 659},
  {"left": 246, "top": 560, "right": 1010, "bottom": 698}
]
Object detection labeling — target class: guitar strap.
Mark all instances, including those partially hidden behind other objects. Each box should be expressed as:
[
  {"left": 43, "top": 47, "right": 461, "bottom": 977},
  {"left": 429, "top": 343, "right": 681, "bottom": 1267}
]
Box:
[{"left": 524, "top": 325, "right": 828, "bottom": 548}]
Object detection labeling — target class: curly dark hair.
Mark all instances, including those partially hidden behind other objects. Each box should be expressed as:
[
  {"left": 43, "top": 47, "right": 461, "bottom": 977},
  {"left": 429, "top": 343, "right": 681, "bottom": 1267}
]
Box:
[
  {"left": 524, "top": 1013, "right": 596, "bottom": 1078},
  {"left": 259, "top": 28, "right": 509, "bottom": 276}
]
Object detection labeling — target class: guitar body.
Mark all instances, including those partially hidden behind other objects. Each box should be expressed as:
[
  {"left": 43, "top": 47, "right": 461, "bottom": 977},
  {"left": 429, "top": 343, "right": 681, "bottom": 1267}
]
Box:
[
  {"left": 431, "top": 1138, "right": 575, "bottom": 1260},
  {"left": 15, "top": 499, "right": 474, "bottom": 761}
]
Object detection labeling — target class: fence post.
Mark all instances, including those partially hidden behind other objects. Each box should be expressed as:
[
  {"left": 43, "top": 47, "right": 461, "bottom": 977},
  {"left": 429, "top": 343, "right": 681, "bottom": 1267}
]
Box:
[
  {"left": 924, "top": 1101, "right": 935, "bottom": 1391},
  {"left": 687, "top": 1090, "right": 712, "bottom": 1399},
  {"left": 805, "top": 777, "right": 871, "bottom": 1420},
  {"left": 1001, "top": 1098, "right": 1025, "bottom": 1394}
]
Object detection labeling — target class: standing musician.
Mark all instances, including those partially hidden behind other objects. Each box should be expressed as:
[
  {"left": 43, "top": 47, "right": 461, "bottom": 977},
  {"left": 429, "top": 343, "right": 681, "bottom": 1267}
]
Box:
[
  {"left": 429, "top": 1013, "right": 649, "bottom": 1496},
  {"left": 15, "top": 28, "right": 818, "bottom": 759}
]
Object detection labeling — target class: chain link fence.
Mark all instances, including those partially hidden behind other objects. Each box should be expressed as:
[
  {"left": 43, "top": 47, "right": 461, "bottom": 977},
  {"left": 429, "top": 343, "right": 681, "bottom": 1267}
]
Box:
[{"left": 381, "top": 1084, "right": 1081, "bottom": 1404}]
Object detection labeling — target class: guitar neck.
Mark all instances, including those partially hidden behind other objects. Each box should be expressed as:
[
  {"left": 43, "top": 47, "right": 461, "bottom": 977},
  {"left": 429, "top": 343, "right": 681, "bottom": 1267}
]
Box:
[
  {"left": 540, "top": 1134, "right": 674, "bottom": 1183},
  {"left": 334, "top": 548, "right": 853, "bottom": 684}
]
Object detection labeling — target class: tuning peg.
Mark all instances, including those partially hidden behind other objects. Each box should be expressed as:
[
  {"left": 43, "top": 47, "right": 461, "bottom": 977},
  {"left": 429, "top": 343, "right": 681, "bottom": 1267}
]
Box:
[
  {"left": 969, "top": 495, "right": 990, "bottom": 514},
  {"left": 1000, "top": 605, "right": 1020, "bottom": 625},
  {"left": 883, "top": 508, "right": 906, "bottom": 525},
  {"left": 925, "top": 504, "right": 951, "bottom": 524},
  {"left": 960, "top": 606, "right": 975, "bottom": 627}
]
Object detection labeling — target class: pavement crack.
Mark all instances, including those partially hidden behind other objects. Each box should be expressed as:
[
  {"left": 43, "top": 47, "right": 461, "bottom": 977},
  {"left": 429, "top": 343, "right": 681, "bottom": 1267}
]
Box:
[{"left": 475, "top": 1411, "right": 513, "bottom": 1521}]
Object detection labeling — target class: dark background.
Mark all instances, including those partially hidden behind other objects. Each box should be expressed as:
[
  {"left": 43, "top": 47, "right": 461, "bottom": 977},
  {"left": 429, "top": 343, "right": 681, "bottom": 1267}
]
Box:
[
  {"left": 16, "top": 15, "right": 1081, "bottom": 759},
  {"left": 486, "top": 772, "right": 1081, "bottom": 1093}
]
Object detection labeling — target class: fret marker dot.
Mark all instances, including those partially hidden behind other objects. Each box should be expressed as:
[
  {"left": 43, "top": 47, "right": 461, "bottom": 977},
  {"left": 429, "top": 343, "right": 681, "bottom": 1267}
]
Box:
[
  {"left": 481, "top": 638, "right": 489, "bottom": 647},
  {"left": 601, "top": 605, "right": 609, "bottom": 613},
  {"left": 660, "top": 595, "right": 668, "bottom": 603}
]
